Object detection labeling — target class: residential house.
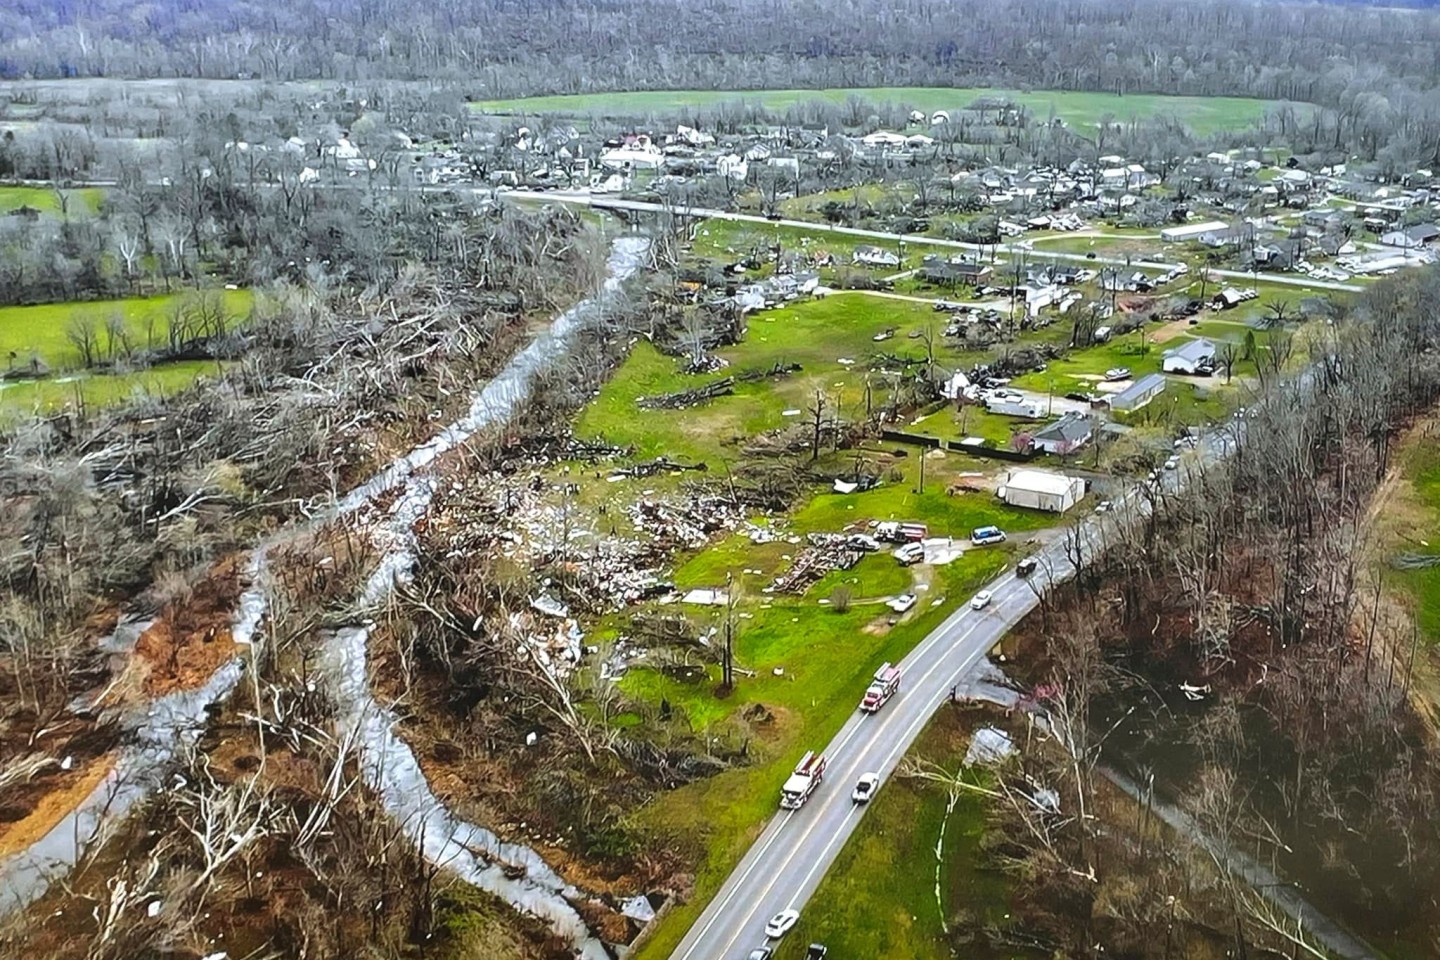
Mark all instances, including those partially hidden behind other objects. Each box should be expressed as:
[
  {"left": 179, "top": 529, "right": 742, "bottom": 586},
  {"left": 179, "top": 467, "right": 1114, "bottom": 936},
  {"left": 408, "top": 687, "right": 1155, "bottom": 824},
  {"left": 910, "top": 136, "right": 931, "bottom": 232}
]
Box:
[
  {"left": 1379, "top": 223, "right": 1440, "bottom": 249},
  {"left": 1162, "top": 338, "right": 1217, "bottom": 376},
  {"left": 921, "top": 255, "right": 991, "bottom": 285},
  {"left": 1031, "top": 414, "right": 1093, "bottom": 455},
  {"left": 1211, "top": 287, "right": 1257, "bottom": 310},
  {"left": 1109, "top": 373, "right": 1168, "bottom": 413}
]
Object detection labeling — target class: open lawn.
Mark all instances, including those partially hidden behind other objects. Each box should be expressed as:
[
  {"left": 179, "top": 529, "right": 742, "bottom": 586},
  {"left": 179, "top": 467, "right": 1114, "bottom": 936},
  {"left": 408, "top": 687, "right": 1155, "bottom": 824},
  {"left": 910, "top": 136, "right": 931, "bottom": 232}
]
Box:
[
  {"left": 1385, "top": 432, "right": 1440, "bottom": 643},
  {"left": 473, "top": 88, "right": 1296, "bottom": 136},
  {"left": 0, "top": 288, "right": 255, "bottom": 374},
  {"left": 576, "top": 295, "right": 971, "bottom": 463},
  {"left": 0, "top": 185, "right": 104, "bottom": 217}
]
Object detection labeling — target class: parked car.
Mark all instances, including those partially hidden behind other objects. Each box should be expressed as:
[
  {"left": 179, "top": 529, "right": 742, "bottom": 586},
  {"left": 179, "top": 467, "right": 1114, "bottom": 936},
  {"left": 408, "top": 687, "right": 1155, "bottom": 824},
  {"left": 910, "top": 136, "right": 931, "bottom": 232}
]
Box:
[
  {"left": 766, "top": 910, "right": 800, "bottom": 939},
  {"left": 1095, "top": 500, "right": 1113, "bottom": 513},
  {"left": 1016, "top": 557, "right": 1038, "bottom": 577},
  {"left": 852, "top": 772, "right": 880, "bottom": 803},
  {"left": 1103, "top": 367, "right": 1132, "bottom": 382},
  {"left": 1164, "top": 456, "right": 1179, "bottom": 470},
  {"left": 894, "top": 542, "right": 925, "bottom": 565},
  {"left": 971, "top": 590, "right": 994, "bottom": 610},
  {"left": 747, "top": 949, "right": 774, "bottom": 960},
  {"left": 805, "top": 946, "right": 828, "bottom": 960},
  {"left": 886, "top": 594, "right": 918, "bottom": 613}
]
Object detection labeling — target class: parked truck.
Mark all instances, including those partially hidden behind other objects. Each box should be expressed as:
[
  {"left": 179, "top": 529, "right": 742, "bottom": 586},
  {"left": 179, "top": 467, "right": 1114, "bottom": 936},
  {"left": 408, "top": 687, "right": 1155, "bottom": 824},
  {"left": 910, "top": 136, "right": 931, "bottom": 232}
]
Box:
[
  {"left": 860, "top": 663, "right": 902, "bottom": 713},
  {"left": 780, "top": 751, "right": 828, "bottom": 809}
]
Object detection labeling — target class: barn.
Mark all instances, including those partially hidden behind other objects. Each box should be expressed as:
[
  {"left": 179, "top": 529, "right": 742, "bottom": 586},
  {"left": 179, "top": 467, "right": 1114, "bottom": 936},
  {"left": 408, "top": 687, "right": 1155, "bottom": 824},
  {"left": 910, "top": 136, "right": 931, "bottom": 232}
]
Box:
[{"left": 998, "top": 470, "right": 1086, "bottom": 513}]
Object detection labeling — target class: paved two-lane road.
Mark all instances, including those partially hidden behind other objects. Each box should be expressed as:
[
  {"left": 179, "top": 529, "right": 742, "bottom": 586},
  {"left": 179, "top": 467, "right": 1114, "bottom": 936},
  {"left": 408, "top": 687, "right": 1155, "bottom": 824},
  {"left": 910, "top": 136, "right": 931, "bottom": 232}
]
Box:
[{"left": 667, "top": 521, "right": 1110, "bottom": 960}]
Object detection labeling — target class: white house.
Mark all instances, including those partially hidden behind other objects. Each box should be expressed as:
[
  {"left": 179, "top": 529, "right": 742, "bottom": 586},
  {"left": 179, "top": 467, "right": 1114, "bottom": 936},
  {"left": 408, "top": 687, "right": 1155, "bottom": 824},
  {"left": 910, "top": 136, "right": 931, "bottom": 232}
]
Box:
[
  {"left": 999, "top": 470, "right": 1086, "bottom": 513},
  {"left": 1162, "top": 338, "right": 1217, "bottom": 375}
]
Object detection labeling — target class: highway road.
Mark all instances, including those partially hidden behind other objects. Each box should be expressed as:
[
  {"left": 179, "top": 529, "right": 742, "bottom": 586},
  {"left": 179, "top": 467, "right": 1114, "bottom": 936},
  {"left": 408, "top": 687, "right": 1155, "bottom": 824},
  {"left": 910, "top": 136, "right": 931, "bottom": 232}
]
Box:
[
  {"left": 667, "top": 492, "right": 1139, "bottom": 960},
  {"left": 500, "top": 189, "right": 1365, "bottom": 295}
]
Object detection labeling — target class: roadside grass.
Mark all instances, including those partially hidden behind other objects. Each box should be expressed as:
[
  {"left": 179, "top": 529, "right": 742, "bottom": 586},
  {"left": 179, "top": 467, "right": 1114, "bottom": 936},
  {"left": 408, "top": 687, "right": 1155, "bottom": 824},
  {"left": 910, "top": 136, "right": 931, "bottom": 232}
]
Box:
[
  {"left": 473, "top": 88, "right": 1294, "bottom": 136},
  {"left": 0, "top": 359, "right": 230, "bottom": 415},
  {"left": 1386, "top": 435, "right": 1440, "bottom": 642},
  {"left": 0, "top": 288, "right": 255, "bottom": 373},
  {"left": 773, "top": 707, "right": 1029, "bottom": 960},
  {"left": 0, "top": 185, "right": 104, "bottom": 217},
  {"left": 689, "top": 217, "right": 951, "bottom": 271},
  {"left": 626, "top": 549, "right": 1013, "bottom": 960}
]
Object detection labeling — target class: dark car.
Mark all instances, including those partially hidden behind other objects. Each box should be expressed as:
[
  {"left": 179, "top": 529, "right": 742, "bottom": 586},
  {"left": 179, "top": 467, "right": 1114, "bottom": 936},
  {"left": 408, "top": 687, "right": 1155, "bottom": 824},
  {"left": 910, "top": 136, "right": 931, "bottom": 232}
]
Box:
[
  {"left": 1016, "top": 557, "right": 1038, "bottom": 577},
  {"left": 805, "top": 946, "right": 829, "bottom": 960}
]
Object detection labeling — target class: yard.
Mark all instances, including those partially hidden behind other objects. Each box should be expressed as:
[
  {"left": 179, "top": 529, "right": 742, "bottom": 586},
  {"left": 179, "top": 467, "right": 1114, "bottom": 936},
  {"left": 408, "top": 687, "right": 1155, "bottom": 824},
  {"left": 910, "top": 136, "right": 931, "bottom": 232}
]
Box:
[
  {"left": 472, "top": 87, "right": 1298, "bottom": 136},
  {"left": 0, "top": 185, "right": 105, "bottom": 217},
  {"left": 576, "top": 293, "right": 975, "bottom": 463},
  {"left": 0, "top": 288, "right": 255, "bottom": 374},
  {"left": 0, "top": 359, "right": 230, "bottom": 416}
]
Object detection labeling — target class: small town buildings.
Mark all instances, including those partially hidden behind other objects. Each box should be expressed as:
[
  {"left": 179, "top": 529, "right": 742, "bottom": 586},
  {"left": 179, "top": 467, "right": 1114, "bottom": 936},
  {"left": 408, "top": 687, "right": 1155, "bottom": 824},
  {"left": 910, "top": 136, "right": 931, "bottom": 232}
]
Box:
[
  {"left": 999, "top": 469, "right": 1086, "bottom": 513},
  {"left": 1162, "top": 338, "right": 1217, "bottom": 376},
  {"left": 1109, "top": 373, "right": 1168, "bottom": 412}
]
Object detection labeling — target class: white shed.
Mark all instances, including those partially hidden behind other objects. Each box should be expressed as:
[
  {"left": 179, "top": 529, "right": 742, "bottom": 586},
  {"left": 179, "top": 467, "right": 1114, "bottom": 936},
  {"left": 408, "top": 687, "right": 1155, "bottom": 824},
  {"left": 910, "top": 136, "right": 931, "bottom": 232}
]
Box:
[{"left": 999, "top": 470, "right": 1085, "bottom": 513}]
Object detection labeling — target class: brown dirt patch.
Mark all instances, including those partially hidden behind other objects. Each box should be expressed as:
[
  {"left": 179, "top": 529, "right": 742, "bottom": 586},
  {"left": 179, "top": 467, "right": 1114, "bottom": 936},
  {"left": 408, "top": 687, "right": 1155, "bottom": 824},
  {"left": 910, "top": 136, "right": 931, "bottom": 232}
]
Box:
[
  {"left": 127, "top": 555, "right": 249, "bottom": 698},
  {"left": 0, "top": 752, "right": 115, "bottom": 858}
]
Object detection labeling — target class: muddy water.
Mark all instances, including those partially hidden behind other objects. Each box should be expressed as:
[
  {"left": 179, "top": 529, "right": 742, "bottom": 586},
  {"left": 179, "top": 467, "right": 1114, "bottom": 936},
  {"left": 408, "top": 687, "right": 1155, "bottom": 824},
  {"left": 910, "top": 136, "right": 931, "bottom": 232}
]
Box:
[{"left": 0, "top": 237, "right": 648, "bottom": 957}]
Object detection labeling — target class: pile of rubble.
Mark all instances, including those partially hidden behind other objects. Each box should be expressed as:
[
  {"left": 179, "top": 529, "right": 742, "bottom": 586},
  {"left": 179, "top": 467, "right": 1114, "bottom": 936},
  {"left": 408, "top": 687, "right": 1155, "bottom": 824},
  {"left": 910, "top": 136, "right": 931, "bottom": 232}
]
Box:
[
  {"left": 636, "top": 362, "right": 802, "bottom": 410},
  {"left": 768, "top": 532, "right": 877, "bottom": 594},
  {"left": 627, "top": 494, "right": 745, "bottom": 550}
]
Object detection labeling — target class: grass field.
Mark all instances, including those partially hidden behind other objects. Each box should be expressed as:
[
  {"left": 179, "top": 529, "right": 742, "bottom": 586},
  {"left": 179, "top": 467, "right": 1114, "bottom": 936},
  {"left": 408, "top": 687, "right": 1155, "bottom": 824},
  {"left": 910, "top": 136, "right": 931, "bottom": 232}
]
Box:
[
  {"left": 0, "top": 185, "right": 104, "bottom": 217},
  {"left": 0, "top": 359, "right": 230, "bottom": 415},
  {"left": 473, "top": 87, "right": 1294, "bottom": 136},
  {"left": 576, "top": 294, "right": 969, "bottom": 463},
  {"left": 0, "top": 288, "right": 254, "bottom": 373}
]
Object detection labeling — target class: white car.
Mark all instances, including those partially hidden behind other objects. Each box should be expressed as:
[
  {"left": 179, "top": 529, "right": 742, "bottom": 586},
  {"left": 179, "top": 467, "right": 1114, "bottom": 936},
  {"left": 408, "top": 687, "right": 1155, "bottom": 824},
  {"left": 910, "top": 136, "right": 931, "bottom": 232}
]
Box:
[
  {"left": 765, "top": 909, "right": 800, "bottom": 939},
  {"left": 886, "top": 594, "right": 917, "bottom": 614},
  {"left": 1164, "top": 456, "right": 1178, "bottom": 471},
  {"left": 852, "top": 772, "right": 880, "bottom": 803},
  {"left": 1094, "top": 500, "right": 1112, "bottom": 514},
  {"left": 970, "top": 590, "right": 993, "bottom": 610}
]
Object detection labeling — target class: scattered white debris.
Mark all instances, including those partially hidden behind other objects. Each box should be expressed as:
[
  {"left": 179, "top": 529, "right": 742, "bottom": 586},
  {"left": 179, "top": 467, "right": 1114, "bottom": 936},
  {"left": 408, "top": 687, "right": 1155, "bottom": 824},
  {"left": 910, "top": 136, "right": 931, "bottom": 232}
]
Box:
[
  {"left": 620, "top": 895, "right": 657, "bottom": 924},
  {"left": 833, "top": 479, "right": 859, "bottom": 494},
  {"left": 1180, "top": 682, "right": 1211, "bottom": 701},
  {"left": 773, "top": 667, "right": 785, "bottom": 677},
  {"left": 782, "top": 409, "right": 802, "bottom": 416},
  {"left": 147, "top": 900, "right": 163, "bottom": 918},
  {"left": 965, "top": 727, "right": 1017, "bottom": 766},
  {"left": 682, "top": 588, "right": 728, "bottom": 606},
  {"left": 525, "top": 732, "right": 539, "bottom": 747},
  {"left": 59, "top": 756, "right": 72, "bottom": 772}
]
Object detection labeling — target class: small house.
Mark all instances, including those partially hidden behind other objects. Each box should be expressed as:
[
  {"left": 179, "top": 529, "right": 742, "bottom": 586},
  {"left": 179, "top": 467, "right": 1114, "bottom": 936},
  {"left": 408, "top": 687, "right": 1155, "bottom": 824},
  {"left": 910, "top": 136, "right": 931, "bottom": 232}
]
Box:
[
  {"left": 1162, "top": 338, "right": 1216, "bottom": 376},
  {"left": 1031, "top": 414, "right": 1093, "bottom": 455},
  {"left": 1379, "top": 224, "right": 1440, "bottom": 249}
]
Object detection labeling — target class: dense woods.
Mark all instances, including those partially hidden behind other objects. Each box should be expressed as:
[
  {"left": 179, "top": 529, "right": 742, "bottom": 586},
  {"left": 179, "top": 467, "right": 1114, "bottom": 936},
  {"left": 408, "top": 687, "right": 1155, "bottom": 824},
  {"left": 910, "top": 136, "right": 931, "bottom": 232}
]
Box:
[{"left": 1, "top": 0, "right": 1440, "bottom": 115}]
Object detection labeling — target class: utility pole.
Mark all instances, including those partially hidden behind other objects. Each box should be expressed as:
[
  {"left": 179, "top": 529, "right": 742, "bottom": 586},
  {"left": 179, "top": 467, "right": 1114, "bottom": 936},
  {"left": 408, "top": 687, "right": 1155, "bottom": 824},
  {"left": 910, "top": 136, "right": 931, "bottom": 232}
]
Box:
[
  {"left": 722, "top": 572, "right": 736, "bottom": 691},
  {"left": 917, "top": 446, "right": 926, "bottom": 494}
]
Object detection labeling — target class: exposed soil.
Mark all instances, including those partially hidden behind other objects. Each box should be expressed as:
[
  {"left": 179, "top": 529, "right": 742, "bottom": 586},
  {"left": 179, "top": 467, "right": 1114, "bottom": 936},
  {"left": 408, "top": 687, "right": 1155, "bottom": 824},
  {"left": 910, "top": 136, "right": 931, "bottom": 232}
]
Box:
[
  {"left": 0, "top": 750, "right": 115, "bottom": 858},
  {"left": 128, "top": 554, "right": 248, "bottom": 699}
]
